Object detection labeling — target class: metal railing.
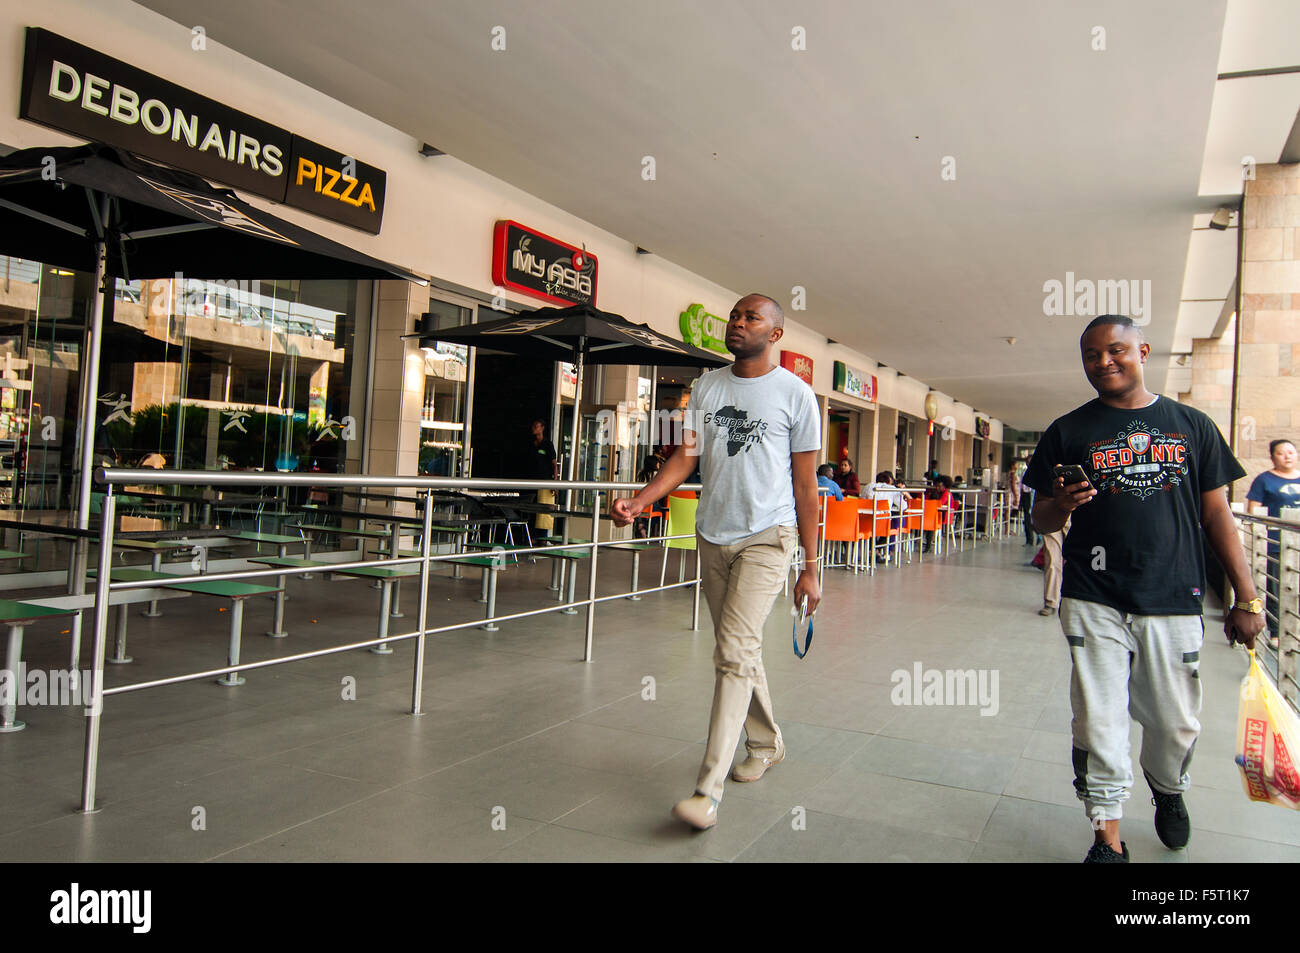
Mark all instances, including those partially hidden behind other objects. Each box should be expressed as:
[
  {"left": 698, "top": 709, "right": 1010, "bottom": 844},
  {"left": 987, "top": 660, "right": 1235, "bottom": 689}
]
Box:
[
  {"left": 1234, "top": 508, "right": 1300, "bottom": 708},
  {"left": 79, "top": 469, "right": 705, "bottom": 813}
]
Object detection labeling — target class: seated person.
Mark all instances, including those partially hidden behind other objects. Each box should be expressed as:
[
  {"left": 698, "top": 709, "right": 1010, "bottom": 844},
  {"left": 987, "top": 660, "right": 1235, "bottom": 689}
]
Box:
[
  {"left": 817, "top": 463, "right": 844, "bottom": 501},
  {"left": 835, "top": 458, "right": 862, "bottom": 497},
  {"left": 923, "top": 476, "right": 955, "bottom": 552},
  {"left": 864, "top": 470, "right": 906, "bottom": 514}
]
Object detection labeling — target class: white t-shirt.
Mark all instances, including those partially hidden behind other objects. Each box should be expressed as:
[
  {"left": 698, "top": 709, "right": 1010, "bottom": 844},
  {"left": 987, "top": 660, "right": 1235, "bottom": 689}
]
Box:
[
  {"left": 865, "top": 482, "right": 907, "bottom": 513},
  {"left": 686, "top": 365, "right": 821, "bottom": 545}
]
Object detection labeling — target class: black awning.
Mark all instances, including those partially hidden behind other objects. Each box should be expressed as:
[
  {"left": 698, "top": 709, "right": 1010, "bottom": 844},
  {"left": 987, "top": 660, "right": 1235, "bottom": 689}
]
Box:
[{"left": 0, "top": 143, "right": 424, "bottom": 282}]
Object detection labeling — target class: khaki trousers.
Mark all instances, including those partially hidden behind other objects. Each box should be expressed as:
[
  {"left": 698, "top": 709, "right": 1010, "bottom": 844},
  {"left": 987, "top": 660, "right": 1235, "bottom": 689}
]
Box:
[
  {"left": 694, "top": 524, "right": 797, "bottom": 801},
  {"left": 1043, "top": 528, "right": 1066, "bottom": 609}
]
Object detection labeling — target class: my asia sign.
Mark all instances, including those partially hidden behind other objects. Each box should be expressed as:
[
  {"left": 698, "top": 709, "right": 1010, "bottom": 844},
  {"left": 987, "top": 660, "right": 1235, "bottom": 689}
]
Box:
[
  {"left": 491, "top": 220, "right": 597, "bottom": 306},
  {"left": 19, "top": 27, "right": 386, "bottom": 233},
  {"left": 833, "top": 361, "right": 877, "bottom": 402}
]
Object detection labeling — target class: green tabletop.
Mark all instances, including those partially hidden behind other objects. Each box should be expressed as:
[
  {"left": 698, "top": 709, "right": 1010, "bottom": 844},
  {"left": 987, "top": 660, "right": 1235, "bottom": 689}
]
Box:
[
  {"left": 249, "top": 556, "right": 331, "bottom": 569},
  {"left": 332, "top": 565, "right": 420, "bottom": 580},
  {"left": 233, "top": 530, "right": 304, "bottom": 545},
  {"left": 288, "top": 522, "right": 393, "bottom": 539},
  {"left": 166, "top": 579, "right": 280, "bottom": 598},
  {"left": 467, "top": 542, "right": 591, "bottom": 559},
  {"left": 0, "top": 599, "right": 78, "bottom": 624},
  {"left": 88, "top": 567, "right": 171, "bottom": 582},
  {"left": 444, "top": 554, "right": 509, "bottom": 569}
]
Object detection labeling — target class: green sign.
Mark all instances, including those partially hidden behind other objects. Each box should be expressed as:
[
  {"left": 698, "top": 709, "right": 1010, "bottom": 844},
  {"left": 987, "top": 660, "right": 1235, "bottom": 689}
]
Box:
[
  {"left": 679, "top": 303, "right": 728, "bottom": 355},
  {"left": 833, "top": 361, "right": 877, "bottom": 402}
]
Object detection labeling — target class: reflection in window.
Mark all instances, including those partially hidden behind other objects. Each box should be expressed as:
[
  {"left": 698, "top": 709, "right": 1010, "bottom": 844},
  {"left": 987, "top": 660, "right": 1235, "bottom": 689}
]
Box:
[
  {"left": 420, "top": 298, "right": 471, "bottom": 477},
  {"left": 0, "top": 258, "right": 372, "bottom": 513}
]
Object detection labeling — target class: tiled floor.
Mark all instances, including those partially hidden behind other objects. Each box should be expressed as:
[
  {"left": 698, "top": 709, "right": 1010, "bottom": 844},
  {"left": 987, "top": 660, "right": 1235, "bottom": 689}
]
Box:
[{"left": 2, "top": 535, "right": 1297, "bottom": 862}]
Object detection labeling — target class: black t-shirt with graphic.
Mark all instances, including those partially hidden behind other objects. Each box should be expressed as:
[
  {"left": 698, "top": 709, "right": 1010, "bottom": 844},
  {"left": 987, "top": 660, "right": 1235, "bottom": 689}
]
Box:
[{"left": 1023, "top": 396, "right": 1245, "bottom": 616}]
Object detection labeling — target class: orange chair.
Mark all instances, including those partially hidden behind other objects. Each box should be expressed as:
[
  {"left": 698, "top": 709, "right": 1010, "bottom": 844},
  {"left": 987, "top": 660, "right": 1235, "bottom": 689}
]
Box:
[
  {"left": 860, "top": 497, "right": 899, "bottom": 574},
  {"left": 823, "top": 498, "right": 865, "bottom": 574},
  {"left": 901, "top": 496, "right": 925, "bottom": 562},
  {"left": 636, "top": 506, "right": 665, "bottom": 543},
  {"left": 919, "top": 498, "right": 945, "bottom": 558}
]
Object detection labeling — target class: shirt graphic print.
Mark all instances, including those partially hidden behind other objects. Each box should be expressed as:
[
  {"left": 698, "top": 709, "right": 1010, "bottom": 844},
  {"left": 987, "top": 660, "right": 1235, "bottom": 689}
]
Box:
[
  {"left": 1085, "top": 419, "right": 1190, "bottom": 501},
  {"left": 705, "top": 405, "right": 768, "bottom": 456}
]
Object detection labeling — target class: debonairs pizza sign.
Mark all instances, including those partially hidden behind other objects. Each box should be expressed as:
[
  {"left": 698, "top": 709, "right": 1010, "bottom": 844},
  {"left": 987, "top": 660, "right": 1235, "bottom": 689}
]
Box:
[{"left": 680, "top": 304, "right": 728, "bottom": 355}]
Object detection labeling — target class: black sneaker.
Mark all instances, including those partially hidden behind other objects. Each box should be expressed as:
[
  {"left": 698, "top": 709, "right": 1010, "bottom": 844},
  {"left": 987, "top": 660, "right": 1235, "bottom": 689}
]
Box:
[
  {"left": 1151, "top": 789, "right": 1190, "bottom": 850},
  {"left": 1084, "top": 840, "right": 1130, "bottom": 863}
]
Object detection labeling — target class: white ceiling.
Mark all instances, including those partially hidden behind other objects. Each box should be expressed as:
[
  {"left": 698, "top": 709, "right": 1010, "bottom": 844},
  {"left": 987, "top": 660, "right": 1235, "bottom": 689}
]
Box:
[
  {"left": 134, "top": 0, "right": 1238, "bottom": 430},
  {"left": 1164, "top": 0, "right": 1300, "bottom": 397}
]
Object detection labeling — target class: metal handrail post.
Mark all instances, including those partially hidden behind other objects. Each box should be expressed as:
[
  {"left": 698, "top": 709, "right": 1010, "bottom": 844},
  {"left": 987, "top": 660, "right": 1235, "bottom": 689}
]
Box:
[
  {"left": 80, "top": 488, "right": 116, "bottom": 814},
  {"left": 583, "top": 490, "right": 601, "bottom": 662},
  {"left": 411, "top": 491, "right": 435, "bottom": 714},
  {"left": 691, "top": 532, "right": 701, "bottom": 632}
]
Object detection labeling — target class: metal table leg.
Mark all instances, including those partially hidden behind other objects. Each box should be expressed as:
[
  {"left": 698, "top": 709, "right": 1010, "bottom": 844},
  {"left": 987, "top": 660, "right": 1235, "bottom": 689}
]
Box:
[
  {"left": 370, "top": 580, "right": 394, "bottom": 655},
  {"left": 562, "top": 558, "right": 579, "bottom": 615},
  {"left": 389, "top": 525, "right": 404, "bottom": 618},
  {"left": 628, "top": 550, "right": 641, "bottom": 600},
  {"left": 107, "top": 603, "right": 133, "bottom": 664},
  {"left": 0, "top": 623, "right": 27, "bottom": 731},
  {"left": 216, "top": 599, "right": 246, "bottom": 686},
  {"left": 141, "top": 553, "right": 163, "bottom": 617},
  {"left": 481, "top": 563, "right": 500, "bottom": 631},
  {"left": 267, "top": 543, "right": 288, "bottom": 638},
  {"left": 390, "top": 578, "right": 403, "bottom": 619}
]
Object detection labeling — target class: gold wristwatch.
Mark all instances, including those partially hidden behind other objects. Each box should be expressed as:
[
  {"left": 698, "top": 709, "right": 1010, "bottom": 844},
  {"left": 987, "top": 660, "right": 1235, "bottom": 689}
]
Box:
[{"left": 1233, "top": 598, "right": 1263, "bottom": 614}]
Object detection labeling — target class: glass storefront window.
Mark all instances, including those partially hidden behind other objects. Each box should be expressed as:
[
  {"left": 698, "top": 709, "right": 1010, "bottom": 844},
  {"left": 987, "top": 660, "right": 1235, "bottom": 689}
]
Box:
[
  {"left": 420, "top": 297, "right": 471, "bottom": 476},
  {"left": 100, "top": 277, "right": 371, "bottom": 479},
  {"left": 0, "top": 257, "right": 81, "bottom": 510},
  {"left": 0, "top": 257, "right": 373, "bottom": 515}
]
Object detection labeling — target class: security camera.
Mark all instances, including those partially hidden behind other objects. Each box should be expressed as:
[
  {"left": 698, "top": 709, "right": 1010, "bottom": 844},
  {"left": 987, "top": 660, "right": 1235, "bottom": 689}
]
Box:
[{"left": 1209, "top": 207, "right": 1234, "bottom": 230}]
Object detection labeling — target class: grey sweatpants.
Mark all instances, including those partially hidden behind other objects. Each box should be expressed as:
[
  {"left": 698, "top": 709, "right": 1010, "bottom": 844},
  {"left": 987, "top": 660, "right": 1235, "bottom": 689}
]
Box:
[{"left": 1059, "top": 598, "right": 1204, "bottom": 823}]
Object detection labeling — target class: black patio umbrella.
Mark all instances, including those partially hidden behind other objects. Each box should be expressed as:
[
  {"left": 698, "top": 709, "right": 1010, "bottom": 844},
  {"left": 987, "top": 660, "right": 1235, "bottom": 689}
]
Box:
[
  {"left": 0, "top": 141, "right": 424, "bottom": 659},
  {"left": 413, "top": 302, "right": 729, "bottom": 487},
  {"left": 0, "top": 142, "right": 424, "bottom": 538}
]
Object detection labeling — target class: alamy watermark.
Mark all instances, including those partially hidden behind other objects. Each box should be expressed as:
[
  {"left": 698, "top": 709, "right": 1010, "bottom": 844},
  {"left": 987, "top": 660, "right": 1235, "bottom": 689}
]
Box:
[
  {"left": 0, "top": 665, "right": 99, "bottom": 715},
  {"left": 591, "top": 407, "right": 764, "bottom": 451},
  {"left": 1042, "top": 271, "right": 1151, "bottom": 325},
  {"left": 890, "top": 662, "right": 1000, "bottom": 716}
]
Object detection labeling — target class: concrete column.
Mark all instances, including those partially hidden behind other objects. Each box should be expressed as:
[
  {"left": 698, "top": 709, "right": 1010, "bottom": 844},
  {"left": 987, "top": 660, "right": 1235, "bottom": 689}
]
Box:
[{"left": 366, "top": 280, "right": 425, "bottom": 491}]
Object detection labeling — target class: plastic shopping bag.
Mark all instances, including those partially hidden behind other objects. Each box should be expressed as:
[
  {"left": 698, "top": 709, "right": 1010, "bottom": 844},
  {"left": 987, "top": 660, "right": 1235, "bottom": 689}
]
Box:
[{"left": 1235, "top": 649, "right": 1300, "bottom": 809}]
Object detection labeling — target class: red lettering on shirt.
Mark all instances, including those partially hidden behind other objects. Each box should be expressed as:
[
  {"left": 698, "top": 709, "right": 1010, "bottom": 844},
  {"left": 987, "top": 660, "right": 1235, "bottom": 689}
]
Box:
[
  {"left": 1118, "top": 449, "right": 1132, "bottom": 466},
  {"left": 1091, "top": 451, "right": 1106, "bottom": 470}
]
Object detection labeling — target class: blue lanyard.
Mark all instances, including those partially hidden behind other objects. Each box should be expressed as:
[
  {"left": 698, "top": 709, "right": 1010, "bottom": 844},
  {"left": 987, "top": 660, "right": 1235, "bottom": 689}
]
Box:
[{"left": 793, "top": 596, "right": 814, "bottom": 659}]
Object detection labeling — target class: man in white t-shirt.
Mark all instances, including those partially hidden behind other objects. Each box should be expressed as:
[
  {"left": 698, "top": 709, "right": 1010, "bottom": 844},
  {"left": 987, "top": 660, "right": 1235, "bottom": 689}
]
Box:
[{"left": 611, "top": 293, "right": 822, "bottom": 830}]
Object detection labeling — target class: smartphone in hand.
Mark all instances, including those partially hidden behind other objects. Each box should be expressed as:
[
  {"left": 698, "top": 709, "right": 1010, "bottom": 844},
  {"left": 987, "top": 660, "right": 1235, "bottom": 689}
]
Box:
[{"left": 1055, "top": 464, "right": 1089, "bottom": 486}]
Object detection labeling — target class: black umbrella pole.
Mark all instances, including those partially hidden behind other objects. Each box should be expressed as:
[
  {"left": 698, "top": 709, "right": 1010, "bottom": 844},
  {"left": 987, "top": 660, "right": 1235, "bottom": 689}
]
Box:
[
  {"left": 69, "top": 234, "right": 108, "bottom": 668},
  {"left": 562, "top": 342, "right": 585, "bottom": 547}
]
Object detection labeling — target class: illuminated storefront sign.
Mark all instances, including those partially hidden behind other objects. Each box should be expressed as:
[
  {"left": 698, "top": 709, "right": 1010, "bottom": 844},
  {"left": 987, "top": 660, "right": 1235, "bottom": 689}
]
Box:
[
  {"left": 679, "top": 303, "right": 727, "bottom": 355},
  {"left": 19, "top": 27, "right": 386, "bottom": 233},
  {"left": 491, "top": 220, "right": 597, "bottom": 306},
  {"left": 833, "top": 361, "right": 877, "bottom": 402},
  {"left": 780, "top": 350, "right": 813, "bottom": 385}
]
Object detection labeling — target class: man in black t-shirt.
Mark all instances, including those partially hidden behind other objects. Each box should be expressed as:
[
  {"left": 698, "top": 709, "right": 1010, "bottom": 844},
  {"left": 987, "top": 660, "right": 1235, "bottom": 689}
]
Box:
[
  {"left": 524, "top": 418, "right": 558, "bottom": 535},
  {"left": 1024, "top": 315, "right": 1263, "bottom": 864}
]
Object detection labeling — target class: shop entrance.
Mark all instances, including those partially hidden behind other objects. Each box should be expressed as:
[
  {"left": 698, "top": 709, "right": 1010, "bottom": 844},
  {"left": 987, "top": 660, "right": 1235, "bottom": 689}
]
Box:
[{"left": 469, "top": 354, "right": 556, "bottom": 478}]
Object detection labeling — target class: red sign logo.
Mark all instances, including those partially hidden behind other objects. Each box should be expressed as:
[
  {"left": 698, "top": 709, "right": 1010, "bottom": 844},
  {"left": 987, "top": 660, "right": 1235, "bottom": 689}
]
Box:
[
  {"left": 780, "top": 350, "right": 813, "bottom": 385},
  {"left": 1127, "top": 432, "right": 1151, "bottom": 455}
]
